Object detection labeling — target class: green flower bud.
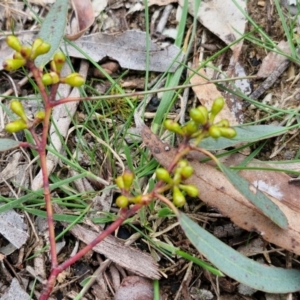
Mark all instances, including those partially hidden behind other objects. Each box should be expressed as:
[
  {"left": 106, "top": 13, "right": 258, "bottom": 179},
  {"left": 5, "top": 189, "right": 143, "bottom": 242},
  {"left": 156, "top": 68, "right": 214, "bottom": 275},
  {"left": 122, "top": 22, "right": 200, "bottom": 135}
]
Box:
[
  {"left": 115, "top": 176, "right": 125, "bottom": 189},
  {"left": 5, "top": 119, "right": 28, "bottom": 133},
  {"left": 10, "top": 100, "right": 27, "bottom": 122},
  {"left": 177, "top": 160, "right": 188, "bottom": 169},
  {"left": 30, "top": 38, "right": 51, "bottom": 60},
  {"left": 156, "top": 168, "right": 172, "bottom": 183},
  {"left": 13, "top": 52, "right": 23, "bottom": 60},
  {"left": 182, "top": 120, "right": 199, "bottom": 135},
  {"left": 6, "top": 35, "right": 22, "bottom": 52},
  {"left": 164, "top": 120, "right": 184, "bottom": 135},
  {"left": 190, "top": 106, "right": 208, "bottom": 125},
  {"left": 20, "top": 46, "right": 32, "bottom": 59},
  {"left": 62, "top": 73, "right": 85, "bottom": 87},
  {"left": 208, "top": 125, "right": 221, "bottom": 138},
  {"left": 132, "top": 195, "right": 142, "bottom": 204},
  {"left": 123, "top": 170, "right": 134, "bottom": 190},
  {"left": 35, "top": 111, "right": 45, "bottom": 120},
  {"left": 173, "top": 186, "right": 186, "bottom": 207},
  {"left": 210, "top": 97, "right": 225, "bottom": 122},
  {"left": 3, "top": 58, "right": 26, "bottom": 71},
  {"left": 219, "top": 127, "right": 237, "bottom": 139},
  {"left": 180, "top": 165, "right": 194, "bottom": 179},
  {"left": 179, "top": 184, "right": 199, "bottom": 197},
  {"left": 52, "top": 52, "right": 66, "bottom": 73},
  {"left": 42, "top": 72, "right": 60, "bottom": 86},
  {"left": 116, "top": 195, "right": 129, "bottom": 208},
  {"left": 215, "top": 119, "right": 230, "bottom": 128},
  {"left": 173, "top": 172, "right": 181, "bottom": 185}
]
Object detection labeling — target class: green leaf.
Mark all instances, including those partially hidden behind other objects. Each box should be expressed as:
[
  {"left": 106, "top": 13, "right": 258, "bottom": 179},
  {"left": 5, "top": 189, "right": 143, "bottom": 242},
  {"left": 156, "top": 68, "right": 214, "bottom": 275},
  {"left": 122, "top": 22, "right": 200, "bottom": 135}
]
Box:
[
  {"left": 199, "top": 125, "right": 285, "bottom": 150},
  {"left": 179, "top": 212, "right": 300, "bottom": 293},
  {"left": 218, "top": 162, "right": 288, "bottom": 229},
  {"left": 35, "top": 0, "right": 68, "bottom": 67},
  {"left": 0, "top": 138, "right": 20, "bottom": 152}
]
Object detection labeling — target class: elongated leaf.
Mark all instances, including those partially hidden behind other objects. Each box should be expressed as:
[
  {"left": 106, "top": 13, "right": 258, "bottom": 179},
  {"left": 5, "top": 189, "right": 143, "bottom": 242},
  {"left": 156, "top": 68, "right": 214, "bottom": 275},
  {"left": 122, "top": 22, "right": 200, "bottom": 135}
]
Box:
[
  {"left": 179, "top": 212, "right": 300, "bottom": 293},
  {"left": 0, "top": 138, "right": 20, "bottom": 152},
  {"left": 199, "top": 125, "right": 285, "bottom": 150},
  {"left": 35, "top": 0, "right": 68, "bottom": 67},
  {"left": 218, "top": 162, "right": 288, "bottom": 229}
]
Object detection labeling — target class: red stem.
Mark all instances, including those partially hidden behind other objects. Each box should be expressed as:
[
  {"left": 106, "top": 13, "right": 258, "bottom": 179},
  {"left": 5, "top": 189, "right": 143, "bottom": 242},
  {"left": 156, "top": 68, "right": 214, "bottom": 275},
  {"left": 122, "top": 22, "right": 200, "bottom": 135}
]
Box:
[
  {"left": 29, "top": 63, "right": 58, "bottom": 270},
  {"left": 39, "top": 204, "right": 142, "bottom": 299}
]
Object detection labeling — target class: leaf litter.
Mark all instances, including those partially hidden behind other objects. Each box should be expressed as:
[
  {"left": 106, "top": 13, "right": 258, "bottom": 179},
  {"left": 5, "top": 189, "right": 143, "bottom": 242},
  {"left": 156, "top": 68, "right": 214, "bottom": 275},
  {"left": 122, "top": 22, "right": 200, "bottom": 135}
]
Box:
[{"left": 1, "top": 0, "right": 300, "bottom": 299}]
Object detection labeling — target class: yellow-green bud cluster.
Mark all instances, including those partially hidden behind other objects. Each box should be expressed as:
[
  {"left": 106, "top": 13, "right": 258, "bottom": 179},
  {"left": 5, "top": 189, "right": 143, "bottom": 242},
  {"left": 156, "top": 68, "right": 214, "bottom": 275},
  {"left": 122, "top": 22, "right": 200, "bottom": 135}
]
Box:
[
  {"left": 115, "top": 170, "right": 134, "bottom": 191},
  {"left": 5, "top": 100, "right": 46, "bottom": 133},
  {"left": 3, "top": 36, "right": 51, "bottom": 71},
  {"left": 115, "top": 170, "right": 143, "bottom": 208},
  {"left": 3, "top": 36, "right": 85, "bottom": 88},
  {"left": 155, "top": 160, "right": 199, "bottom": 207},
  {"left": 5, "top": 100, "right": 28, "bottom": 133},
  {"left": 164, "top": 97, "right": 236, "bottom": 140}
]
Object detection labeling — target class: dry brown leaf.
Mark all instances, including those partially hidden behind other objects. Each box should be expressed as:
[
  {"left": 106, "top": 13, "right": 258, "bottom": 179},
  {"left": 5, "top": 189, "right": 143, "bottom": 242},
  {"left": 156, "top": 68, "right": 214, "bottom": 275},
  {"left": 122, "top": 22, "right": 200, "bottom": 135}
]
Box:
[
  {"left": 179, "top": 0, "right": 247, "bottom": 56},
  {"left": 189, "top": 59, "right": 239, "bottom": 125},
  {"left": 66, "top": 0, "right": 95, "bottom": 41},
  {"left": 53, "top": 205, "right": 160, "bottom": 280},
  {"left": 0, "top": 30, "right": 182, "bottom": 72},
  {"left": 141, "top": 124, "right": 300, "bottom": 255},
  {"left": 257, "top": 41, "right": 291, "bottom": 78},
  {"left": 0, "top": 278, "right": 30, "bottom": 300}
]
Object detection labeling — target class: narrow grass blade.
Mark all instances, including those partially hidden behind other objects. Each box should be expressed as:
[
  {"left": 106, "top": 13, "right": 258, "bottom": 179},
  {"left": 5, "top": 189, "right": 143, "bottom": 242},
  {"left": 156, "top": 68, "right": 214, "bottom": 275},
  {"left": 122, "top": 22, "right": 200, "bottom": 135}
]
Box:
[
  {"left": 217, "top": 162, "right": 288, "bottom": 229},
  {"left": 179, "top": 212, "right": 300, "bottom": 293}
]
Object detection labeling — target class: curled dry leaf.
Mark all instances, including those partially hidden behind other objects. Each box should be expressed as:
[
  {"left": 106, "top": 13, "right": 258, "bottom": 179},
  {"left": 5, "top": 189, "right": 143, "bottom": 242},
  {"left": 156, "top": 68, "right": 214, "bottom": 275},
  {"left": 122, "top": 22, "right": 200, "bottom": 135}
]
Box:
[
  {"left": 66, "top": 0, "right": 95, "bottom": 41},
  {"left": 141, "top": 124, "right": 300, "bottom": 255},
  {"left": 93, "top": 61, "right": 120, "bottom": 78}
]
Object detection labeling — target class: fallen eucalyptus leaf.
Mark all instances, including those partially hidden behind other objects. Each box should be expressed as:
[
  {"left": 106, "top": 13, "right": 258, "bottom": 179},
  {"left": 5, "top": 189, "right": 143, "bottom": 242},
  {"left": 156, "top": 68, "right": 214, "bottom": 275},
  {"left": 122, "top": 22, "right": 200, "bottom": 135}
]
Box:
[
  {"left": 217, "top": 163, "right": 288, "bottom": 229},
  {"left": 66, "top": 30, "right": 183, "bottom": 72},
  {"left": 0, "top": 30, "right": 182, "bottom": 73}
]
